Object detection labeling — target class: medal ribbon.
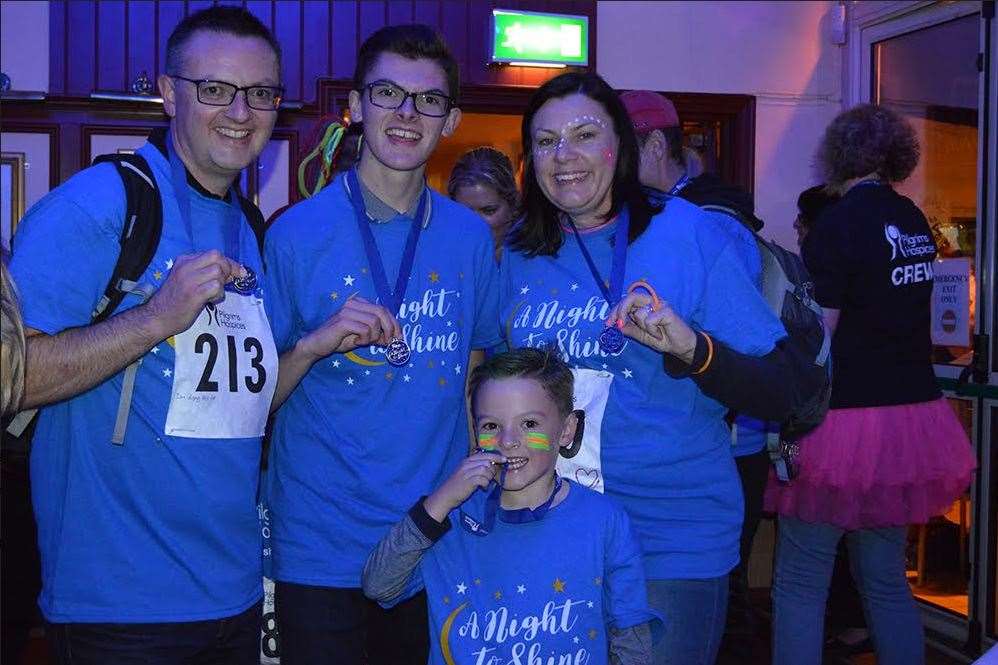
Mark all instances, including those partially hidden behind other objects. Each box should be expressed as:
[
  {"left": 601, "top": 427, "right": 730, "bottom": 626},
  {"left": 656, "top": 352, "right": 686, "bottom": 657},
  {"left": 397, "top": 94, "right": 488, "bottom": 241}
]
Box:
[
  {"left": 478, "top": 466, "right": 563, "bottom": 533},
  {"left": 668, "top": 172, "right": 691, "bottom": 196},
  {"left": 567, "top": 207, "right": 631, "bottom": 310},
  {"left": 167, "top": 132, "right": 245, "bottom": 263},
  {"left": 346, "top": 168, "right": 428, "bottom": 315}
]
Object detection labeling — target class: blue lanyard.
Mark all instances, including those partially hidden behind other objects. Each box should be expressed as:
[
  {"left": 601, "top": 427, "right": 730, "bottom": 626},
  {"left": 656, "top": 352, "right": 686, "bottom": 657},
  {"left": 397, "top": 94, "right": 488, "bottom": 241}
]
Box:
[
  {"left": 167, "top": 133, "right": 245, "bottom": 263},
  {"left": 668, "top": 172, "right": 691, "bottom": 196},
  {"left": 461, "top": 464, "right": 563, "bottom": 537},
  {"left": 567, "top": 208, "right": 630, "bottom": 309},
  {"left": 346, "top": 169, "right": 427, "bottom": 314}
]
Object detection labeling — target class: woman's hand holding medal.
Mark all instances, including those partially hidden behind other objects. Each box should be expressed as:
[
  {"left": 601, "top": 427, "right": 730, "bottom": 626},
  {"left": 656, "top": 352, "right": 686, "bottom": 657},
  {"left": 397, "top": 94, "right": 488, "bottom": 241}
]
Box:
[
  {"left": 606, "top": 281, "right": 698, "bottom": 364},
  {"left": 296, "top": 295, "right": 402, "bottom": 361}
]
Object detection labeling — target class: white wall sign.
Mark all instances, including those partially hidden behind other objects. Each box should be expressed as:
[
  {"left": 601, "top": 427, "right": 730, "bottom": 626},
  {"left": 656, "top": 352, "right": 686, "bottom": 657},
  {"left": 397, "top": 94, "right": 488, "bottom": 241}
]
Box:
[{"left": 931, "top": 257, "right": 971, "bottom": 346}]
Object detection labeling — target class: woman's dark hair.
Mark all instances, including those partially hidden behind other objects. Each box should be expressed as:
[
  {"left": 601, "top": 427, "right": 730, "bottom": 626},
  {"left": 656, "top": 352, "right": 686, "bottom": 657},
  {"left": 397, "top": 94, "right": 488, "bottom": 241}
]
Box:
[
  {"left": 816, "top": 104, "right": 919, "bottom": 188},
  {"left": 469, "top": 347, "right": 574, "bottom": 418},
  {"left": 508, "top": 72, "right": 660, "bottom": 257},
  {"left": 166, "top": 6, "right": 281, "bottom": 75},
  {"left": 353, "top": 24, "right": 459, "bottom": 105}
]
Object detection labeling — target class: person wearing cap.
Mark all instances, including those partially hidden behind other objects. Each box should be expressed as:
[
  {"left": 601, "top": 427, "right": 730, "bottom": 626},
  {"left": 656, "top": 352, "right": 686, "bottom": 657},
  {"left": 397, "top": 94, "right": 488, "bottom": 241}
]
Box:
[{"left": 621, "top": 89, "right": 788, "bottom": 653}]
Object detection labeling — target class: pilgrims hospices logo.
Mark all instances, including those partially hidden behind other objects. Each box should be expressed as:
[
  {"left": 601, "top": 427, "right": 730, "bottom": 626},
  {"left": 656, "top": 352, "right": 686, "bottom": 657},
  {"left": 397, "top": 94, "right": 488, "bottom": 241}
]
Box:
[{"left": 884, "top": 223, "right": 934, "bottom": 261}]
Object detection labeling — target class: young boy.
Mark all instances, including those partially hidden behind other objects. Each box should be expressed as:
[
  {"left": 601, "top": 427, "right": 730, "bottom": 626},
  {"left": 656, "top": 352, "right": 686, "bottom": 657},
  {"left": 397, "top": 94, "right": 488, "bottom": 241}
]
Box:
[{"left": 363, "top": 348, "right": 660, "bottom": 664}]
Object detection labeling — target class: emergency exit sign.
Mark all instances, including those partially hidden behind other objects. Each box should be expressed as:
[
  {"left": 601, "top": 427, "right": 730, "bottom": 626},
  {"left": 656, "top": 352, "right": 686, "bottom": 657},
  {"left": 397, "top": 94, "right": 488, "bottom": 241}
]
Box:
[{"left": 490, "top": 9, "right": 589, "bottom": 67}]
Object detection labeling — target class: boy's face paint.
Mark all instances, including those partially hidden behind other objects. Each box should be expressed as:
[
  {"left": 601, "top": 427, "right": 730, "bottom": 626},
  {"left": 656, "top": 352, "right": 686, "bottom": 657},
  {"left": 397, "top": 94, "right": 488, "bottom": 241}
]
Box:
[
  {"left": 473, "top": 377, "right": 577, "bottom": 509},
  {"left": 525, "top": 432, "right": 551, "bottom": 450},
  {"left": 477, "top": 430, "right": 498, "bottom": 450}
]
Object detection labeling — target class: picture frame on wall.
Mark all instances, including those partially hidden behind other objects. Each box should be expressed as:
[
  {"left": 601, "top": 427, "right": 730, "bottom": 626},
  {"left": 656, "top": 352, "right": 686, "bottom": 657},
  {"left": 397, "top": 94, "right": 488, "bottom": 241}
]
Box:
[{"left": 1, "top": 151, "right": 26, "bottom": 251}]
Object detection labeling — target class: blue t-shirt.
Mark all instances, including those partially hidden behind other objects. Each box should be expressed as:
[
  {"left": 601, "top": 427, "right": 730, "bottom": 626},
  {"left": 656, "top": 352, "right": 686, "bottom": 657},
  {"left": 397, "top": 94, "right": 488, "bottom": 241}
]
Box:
[
  {"left": 10, "top": 142, "right": 266, "bottom": 622},
  {"left": 499, "top": 199, "right": 785, "bottom": 579},
  {"left": 263, "top": 173, "right": 502, "bottom": 587},
  {"left": 391, "top": 482, "right": 659, "bottom": 664},
  {"left": 647, "top": 189, "right": 769, "bottom": 458}
]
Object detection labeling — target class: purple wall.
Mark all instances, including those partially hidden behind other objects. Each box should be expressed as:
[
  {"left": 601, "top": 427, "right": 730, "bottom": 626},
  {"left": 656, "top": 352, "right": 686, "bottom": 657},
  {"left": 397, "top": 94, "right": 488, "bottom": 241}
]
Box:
[{"left": 49, "top": 0, "right": 596, "bottom": 102}]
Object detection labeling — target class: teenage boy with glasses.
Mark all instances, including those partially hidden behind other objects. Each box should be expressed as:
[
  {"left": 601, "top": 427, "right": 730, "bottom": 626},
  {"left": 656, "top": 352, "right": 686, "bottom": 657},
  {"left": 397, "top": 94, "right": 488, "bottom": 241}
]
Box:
[
  {"left": 262, "top": 24, "right": 501, "bottom": 665},
  {"left": 9, "top": 6, "right": 281, "bottom": 663}
]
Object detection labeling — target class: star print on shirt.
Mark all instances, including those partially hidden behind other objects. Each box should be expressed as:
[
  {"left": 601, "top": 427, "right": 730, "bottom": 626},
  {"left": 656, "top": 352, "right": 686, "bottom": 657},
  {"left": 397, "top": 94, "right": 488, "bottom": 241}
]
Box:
[
  {"left": 622, "top": 368, "right": 633, "bottom": 378},
  {"left": 346, "top": 377, "right": 354, "bottom": 386},
  {"left": 153, "top": 270, "right": 163, "bottom": 281},
  {"left": 454, "top": 364, "right": 462, "bottom": 375},
  {"left": 457, "top": 582, "right": 467, "bottom": 594},
  {"left": 364, "top": 369, "right": 371, "bottom": 376},
  {"left": 429, "top": 271, "right": 440, "bottom": 283},
  {"left": 162, "top": 368, "right": 172, "bottom": 377},
  {"left": 552, "top": 578, "right": 566, "bottom": 593},
  {"left": 520, "top": 285, "right": 530, "bottom": 295},
  {"left": 165, "top": 258, "right": 174, "bottom": 270},
  {"left": 587, "top": 600, "right": 594, "bottom": 608},
  {"left": 517, "top": 584, "right": 526, "bottom": 594},
  {"left": 403, "top": 374, "right": 411, "bottom": 383},
  {"left": 493, "top": 590, "right": 502, "bottom": 600},
  {"left": 571, "top": 283, "right": 579, "bottom": 291},
  {"left": 343, "top": 274, "right": 356, "bottom": 286},
  {"left": 332, "top": 359, "right": 341, "bottom": 368},
  {"left": 330, "top": 291, "right": 339, "bottom": 300},
  {"left": 573, "top": 636, "right": 580, "bottom": 645},
  {"left": 150, "top": 346, "right": 159, "bottom": 354}
]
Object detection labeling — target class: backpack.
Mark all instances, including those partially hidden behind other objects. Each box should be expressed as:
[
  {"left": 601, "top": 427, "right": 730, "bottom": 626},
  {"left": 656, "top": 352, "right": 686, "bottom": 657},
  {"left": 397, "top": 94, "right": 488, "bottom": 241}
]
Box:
[
  {"left": 679, "top": 176, "right": 831, "bottom": 482},
  {"left": 3, "top": 152, "right": 266, "bottom": 448}
]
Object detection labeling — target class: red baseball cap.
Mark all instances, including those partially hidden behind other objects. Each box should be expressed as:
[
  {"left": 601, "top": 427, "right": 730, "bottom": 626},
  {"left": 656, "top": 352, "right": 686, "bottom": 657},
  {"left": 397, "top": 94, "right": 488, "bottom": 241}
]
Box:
[{"left": 620, "top": 90, "right": 680, "bottom": 132}]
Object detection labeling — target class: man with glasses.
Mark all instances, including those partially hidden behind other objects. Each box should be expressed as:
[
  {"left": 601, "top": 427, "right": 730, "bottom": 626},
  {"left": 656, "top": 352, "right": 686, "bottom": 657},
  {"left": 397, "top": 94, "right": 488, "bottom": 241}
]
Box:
[
  {"left": 262, "top": 24, "right": 501, "bottom": 664},
  {"left": 9, "top": 7, "right": 281, "bottom": 662}
]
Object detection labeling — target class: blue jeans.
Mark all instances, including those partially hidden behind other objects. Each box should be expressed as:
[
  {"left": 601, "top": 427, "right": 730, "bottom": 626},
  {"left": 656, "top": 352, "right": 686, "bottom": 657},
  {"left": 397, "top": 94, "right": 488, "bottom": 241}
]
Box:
[
  {"left": 772, "top": 516, "right": 924, "bottom": 665},
  {"left": 647, "top": 576, "right": 728, "bottom": 665},
  {"left": 45, "top": 600, "right": 262, "bottom": 665}
]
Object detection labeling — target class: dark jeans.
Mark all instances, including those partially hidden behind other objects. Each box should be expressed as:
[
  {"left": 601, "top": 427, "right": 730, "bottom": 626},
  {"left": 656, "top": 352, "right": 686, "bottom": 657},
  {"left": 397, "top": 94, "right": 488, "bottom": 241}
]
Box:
[
  {"left": 1, "top": 448, "right": 42, "bottom": 665},
  {"left": 727, "top": 447, "right": 770, "bottom": 636},
  {"left": 46, "top": 600, "right": 262, "bottom": 665},
  {"left": 274, "top": 581, "right": 428, "bottom": 665}
]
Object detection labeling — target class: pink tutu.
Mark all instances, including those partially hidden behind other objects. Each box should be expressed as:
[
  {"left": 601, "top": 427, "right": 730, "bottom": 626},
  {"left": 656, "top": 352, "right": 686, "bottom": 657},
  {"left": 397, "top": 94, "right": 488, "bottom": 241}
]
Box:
[{"left": 764, "top": 398, "right": 976, "bottom": 530}]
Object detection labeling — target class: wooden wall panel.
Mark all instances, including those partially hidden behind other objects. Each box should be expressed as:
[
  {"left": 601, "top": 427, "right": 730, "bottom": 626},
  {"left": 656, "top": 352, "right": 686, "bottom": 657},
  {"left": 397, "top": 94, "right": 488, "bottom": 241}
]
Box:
[
  {"left": 97, "top": 0, "right": 127, "bottom": 92},
  {"left": 330, "top": 1, "right": 358, "bottom": 81},
  {"left": 128, "top": 1, "right": 157, "bottom": 88},
  {"left": 50, "top": 1, "right": 596, "bottom": 103}
]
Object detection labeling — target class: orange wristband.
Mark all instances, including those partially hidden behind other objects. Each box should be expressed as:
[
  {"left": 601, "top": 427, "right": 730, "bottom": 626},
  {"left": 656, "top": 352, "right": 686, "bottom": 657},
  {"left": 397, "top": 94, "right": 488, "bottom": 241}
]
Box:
[{"left": 691, "top": 332, "right": 714, "bottom": 375}]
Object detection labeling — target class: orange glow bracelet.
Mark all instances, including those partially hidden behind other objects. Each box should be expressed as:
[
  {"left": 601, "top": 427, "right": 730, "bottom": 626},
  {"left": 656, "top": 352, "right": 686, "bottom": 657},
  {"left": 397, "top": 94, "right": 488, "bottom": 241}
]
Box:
[
  {"left": 692, "top": 332, "right": 715, "bottom": 375},
  {"left": 626, "top": 279, "right": 662, "bottom": 312}
]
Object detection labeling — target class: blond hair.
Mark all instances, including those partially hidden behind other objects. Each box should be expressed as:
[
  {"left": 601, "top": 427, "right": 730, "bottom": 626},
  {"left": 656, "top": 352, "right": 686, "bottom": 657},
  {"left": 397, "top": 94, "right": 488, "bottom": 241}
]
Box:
[{"left": 1, "top": 253, "right": 26, "bottom": 415}]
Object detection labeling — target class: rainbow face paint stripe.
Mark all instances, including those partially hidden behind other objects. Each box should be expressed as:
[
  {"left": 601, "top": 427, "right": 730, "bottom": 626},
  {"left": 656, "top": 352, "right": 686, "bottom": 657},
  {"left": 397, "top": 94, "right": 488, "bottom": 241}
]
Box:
[
  {"left": 525, "top": 432, "right": 551, "bottom": 450},
  {"left": 477, "top": 431, "right": 498, "bottom": 450}
]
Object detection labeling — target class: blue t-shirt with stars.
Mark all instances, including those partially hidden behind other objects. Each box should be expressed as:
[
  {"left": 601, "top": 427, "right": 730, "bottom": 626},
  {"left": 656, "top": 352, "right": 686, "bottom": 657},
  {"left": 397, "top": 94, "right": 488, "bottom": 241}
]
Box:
[
  {"left": 390, "top": 481, "right": 659, "bottom": 665},
  {"left": 10, "top": 142, "right": 266, "bottom": 622},
  {"left": 499, "top": 199, "right": 786, "bottom": 580},
  {"left": 263, "top": 172, "right": 502, "bottom": 587}
]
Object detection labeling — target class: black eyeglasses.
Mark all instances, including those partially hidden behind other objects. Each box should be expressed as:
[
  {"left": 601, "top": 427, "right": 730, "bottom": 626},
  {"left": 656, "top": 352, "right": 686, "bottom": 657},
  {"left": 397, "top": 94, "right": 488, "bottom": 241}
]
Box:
[
  {"left": 363, "top": 81, "right": 453, "bottom": 118},
  {"left": 171, "top": 75, "right": 284, "bottom": 111}
]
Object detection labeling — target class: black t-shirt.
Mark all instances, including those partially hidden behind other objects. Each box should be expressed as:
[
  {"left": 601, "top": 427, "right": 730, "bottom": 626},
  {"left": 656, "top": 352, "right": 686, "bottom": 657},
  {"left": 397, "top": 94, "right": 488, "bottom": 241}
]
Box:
[{"left": 803, "top": 183, "right": 941, "bottom": 408}]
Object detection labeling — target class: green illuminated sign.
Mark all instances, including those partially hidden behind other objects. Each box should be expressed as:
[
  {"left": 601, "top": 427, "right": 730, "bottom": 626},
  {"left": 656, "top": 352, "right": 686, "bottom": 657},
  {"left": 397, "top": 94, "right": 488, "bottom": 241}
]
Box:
[{"left": 490, "top": 9, "right": 589, "bottom": 67}]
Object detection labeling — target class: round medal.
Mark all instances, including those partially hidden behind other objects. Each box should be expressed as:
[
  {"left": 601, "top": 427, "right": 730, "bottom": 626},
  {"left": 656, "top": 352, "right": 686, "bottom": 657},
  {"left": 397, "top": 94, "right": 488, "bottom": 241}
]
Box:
[
  {"left": 229, "top": 266, "right": 258, "bottom": 296},
  {"left": 598, "top": 325, "right": 625, "bottom": 354},
  {"left": 385, "top": 337, "right": 411, "bottom": 367}
]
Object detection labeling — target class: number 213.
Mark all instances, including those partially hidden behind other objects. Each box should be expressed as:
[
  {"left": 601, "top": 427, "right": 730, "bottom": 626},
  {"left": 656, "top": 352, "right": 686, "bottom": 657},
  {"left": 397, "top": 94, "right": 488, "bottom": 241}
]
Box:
[{"left": 194, "top": 333, "right": 266, "bottom": 393}]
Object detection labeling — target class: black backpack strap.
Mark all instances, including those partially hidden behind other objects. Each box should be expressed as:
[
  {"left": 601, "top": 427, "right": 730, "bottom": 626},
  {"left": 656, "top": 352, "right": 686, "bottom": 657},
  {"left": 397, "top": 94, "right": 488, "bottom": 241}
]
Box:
[
  {"left": 91, "top": 153, "right": 163, "bottom": 323},
  {"left": 236, "top": 194, "right": 266, "bottom": 256}
]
